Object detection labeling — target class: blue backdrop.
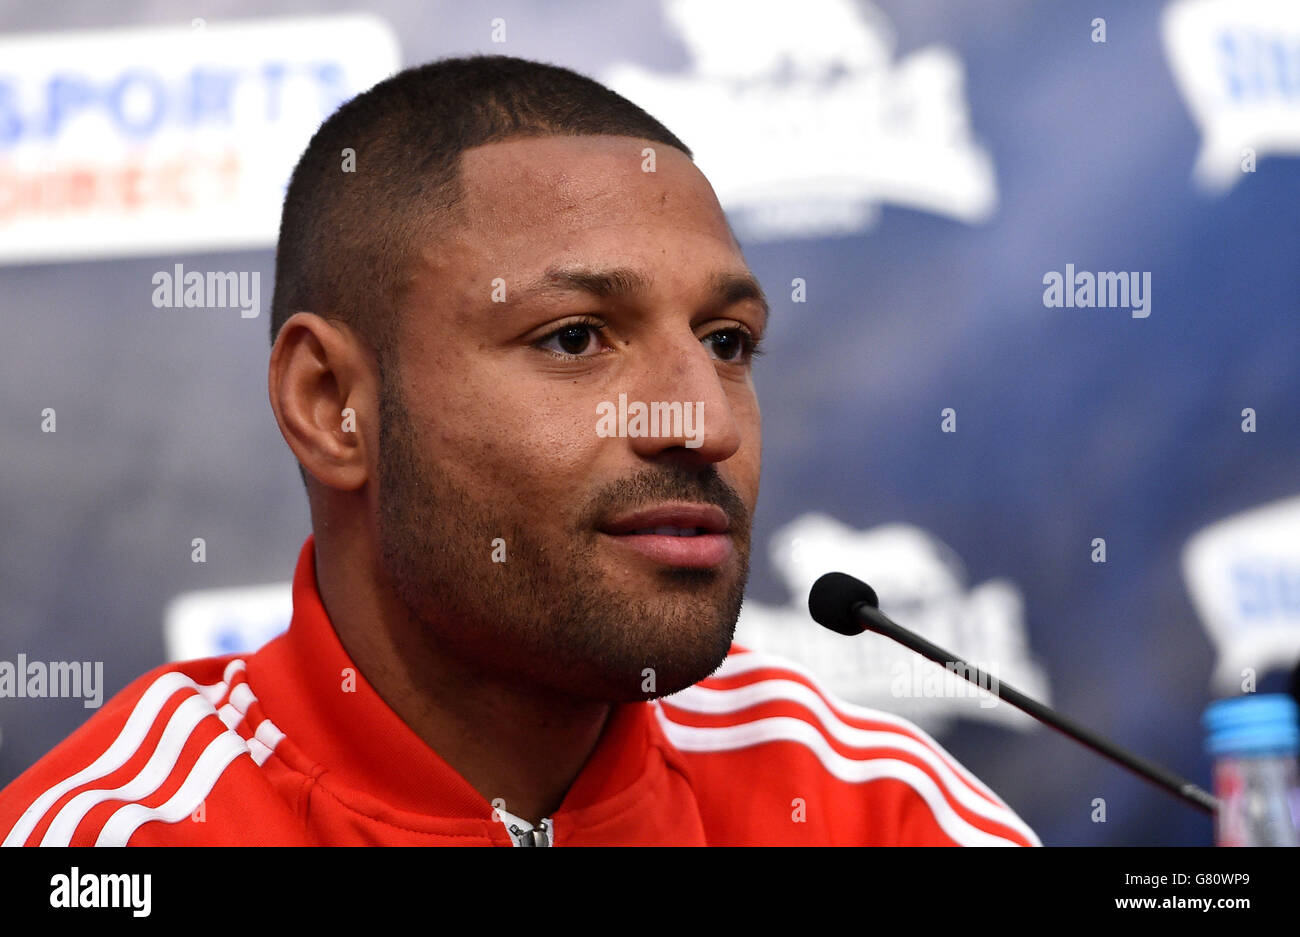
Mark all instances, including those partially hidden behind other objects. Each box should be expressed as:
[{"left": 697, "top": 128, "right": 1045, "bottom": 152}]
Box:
[{"left": 2, "top": 0, "right": 1297, "bottom": 846}]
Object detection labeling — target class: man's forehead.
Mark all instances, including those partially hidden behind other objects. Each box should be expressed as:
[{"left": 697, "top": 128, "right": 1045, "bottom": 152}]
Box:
[
  {"left": 455, "top": 134, "right": 725, "bottom": 231},
  {"left": 402, "top": 134, "right": 747, "bottom": 322}
]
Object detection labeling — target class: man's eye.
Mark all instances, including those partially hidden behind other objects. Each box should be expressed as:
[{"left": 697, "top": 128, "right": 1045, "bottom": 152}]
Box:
[
  {"left": 703, "top": 327, "right": 762, "bottom": 363},
  {"left": 536, "top": 321, "right": 605, "bottom": 358}
]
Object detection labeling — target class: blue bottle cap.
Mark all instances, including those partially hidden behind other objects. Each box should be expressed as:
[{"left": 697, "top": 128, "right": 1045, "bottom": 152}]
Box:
[{"left": 1203, "top": 694, "right": 1300, "bottom": 757}]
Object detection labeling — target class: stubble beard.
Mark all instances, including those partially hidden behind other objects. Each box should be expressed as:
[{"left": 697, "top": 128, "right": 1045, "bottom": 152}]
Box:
[{"left": 375, "top": 377, "right": 752, "bottom": 703}]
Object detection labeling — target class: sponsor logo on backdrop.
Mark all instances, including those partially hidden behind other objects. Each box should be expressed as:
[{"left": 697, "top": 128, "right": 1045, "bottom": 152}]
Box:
[
  {"left": 604, "top": 0, "right": 996, "bottom": 241},
  {"left": 1163, "top": 0, "right": 1300, "bottom": 192},
  {"left": 734, "top": 513, "right": 1050, "bottom": 733},
  {"left": 0, "top": 15, "right": 400, "bottom": 265},
  {"left": 1183, "top": 494, "right": 1300, "bottom": 693},
  {"left": 164, "top": 583, "right": 291, "bottom": 663}
]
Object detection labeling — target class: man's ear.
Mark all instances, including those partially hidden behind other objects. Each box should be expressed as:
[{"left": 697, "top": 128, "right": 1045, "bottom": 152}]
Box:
[{"left": 268, "top": 313, "right": 378, "bottom": 492}]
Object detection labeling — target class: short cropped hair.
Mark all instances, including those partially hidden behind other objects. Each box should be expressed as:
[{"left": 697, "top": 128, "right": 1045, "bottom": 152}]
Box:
[{"left": 269, "top": 54, "right": 693, "bottom": 365}]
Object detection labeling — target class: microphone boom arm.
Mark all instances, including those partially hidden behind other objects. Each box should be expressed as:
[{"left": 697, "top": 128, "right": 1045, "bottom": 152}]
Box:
[{"left": 854, "top": 601, "right": 1218, "bottom": 816}]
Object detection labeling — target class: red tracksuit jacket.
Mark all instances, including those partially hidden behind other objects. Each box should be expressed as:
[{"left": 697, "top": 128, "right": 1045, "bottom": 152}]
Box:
[{"left": 0, "top": 538, "right": 1039, "bottom": 846}]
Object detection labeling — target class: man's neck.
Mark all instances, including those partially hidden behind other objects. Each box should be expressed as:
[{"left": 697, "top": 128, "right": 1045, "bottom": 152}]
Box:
[{"left": 315, "top": 539, "right": 612, "bottom": 824}]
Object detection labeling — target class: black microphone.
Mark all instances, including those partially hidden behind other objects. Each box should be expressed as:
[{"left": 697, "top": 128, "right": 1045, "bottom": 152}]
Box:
[{"left": 808, "top": 571, "right": 1218, "bottom": 816}]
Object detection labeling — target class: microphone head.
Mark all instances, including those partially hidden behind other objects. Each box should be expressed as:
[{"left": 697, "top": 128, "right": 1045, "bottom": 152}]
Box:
[{"left": 808, "top": 572, "right": 880, "bottom": 636}]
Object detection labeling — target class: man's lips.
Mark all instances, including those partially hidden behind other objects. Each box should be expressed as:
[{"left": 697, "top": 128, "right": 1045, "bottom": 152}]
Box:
[
  {"left": 599, "top": 503, "right": 729, "bottom": 535},
  {"left": 597, "top": 503, "right": 733, "bottom": 569}
]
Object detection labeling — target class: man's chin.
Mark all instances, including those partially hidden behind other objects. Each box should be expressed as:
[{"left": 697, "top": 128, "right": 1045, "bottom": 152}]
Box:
[{"left": 561, "top": 621, "right": 738, "bottom": 704}]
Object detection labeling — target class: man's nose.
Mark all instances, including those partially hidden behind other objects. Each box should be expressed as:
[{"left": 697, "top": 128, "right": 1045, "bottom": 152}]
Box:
[{"left": 617, "top": 335, "right": 743, "bottom": 465}]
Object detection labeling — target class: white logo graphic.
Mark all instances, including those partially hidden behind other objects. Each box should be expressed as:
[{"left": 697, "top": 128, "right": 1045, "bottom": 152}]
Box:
[
  {"left": 164, "top": 583, "right": 291, "bottom": 662},
  {"left": 1162, "top": 0, "right": 1300, "bottom": 192},
  {"left": 1183, "top": 494, "right": 1300, "bottom": 693},
  {"left": 735, "top": 513, "right": 1050, "bottom": 733},
  {"left": 0, "top": 15, "right": 399, "bottom": 265},
  {"left": 604, "top": 0, "right": 997, "bottom": 241}
]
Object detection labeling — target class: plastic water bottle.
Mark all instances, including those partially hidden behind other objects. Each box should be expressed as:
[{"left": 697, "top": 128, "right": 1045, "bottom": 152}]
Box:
[{"left": 1203, "top": 694, "right": 1300, "bottom": 846}]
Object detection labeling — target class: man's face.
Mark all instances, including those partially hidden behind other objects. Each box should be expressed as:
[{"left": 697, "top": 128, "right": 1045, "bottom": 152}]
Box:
[{"left": 376, "top": 135, "right": 764, "bottom": 702}]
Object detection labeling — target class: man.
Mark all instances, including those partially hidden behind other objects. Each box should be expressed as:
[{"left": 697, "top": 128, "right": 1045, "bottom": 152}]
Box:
[{"left": 0, "top": 55, "right": 1037, "bottom": 846}]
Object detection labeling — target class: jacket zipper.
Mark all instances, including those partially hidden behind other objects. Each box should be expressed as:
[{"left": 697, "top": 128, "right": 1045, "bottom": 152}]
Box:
[{"left": 507, "top": 818, "right": 552, "bottom": 847}]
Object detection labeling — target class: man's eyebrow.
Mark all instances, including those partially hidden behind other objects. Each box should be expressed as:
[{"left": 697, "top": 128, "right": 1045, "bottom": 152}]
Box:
[
  {"left": 709, "top": 270, "right": 770, "bottom": 324},
  {"left": 518, "top": 265, "right": 769, "bottom": 323},
  {"left": 538, "top": 266, "right": 652, "bottom": 300}
]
